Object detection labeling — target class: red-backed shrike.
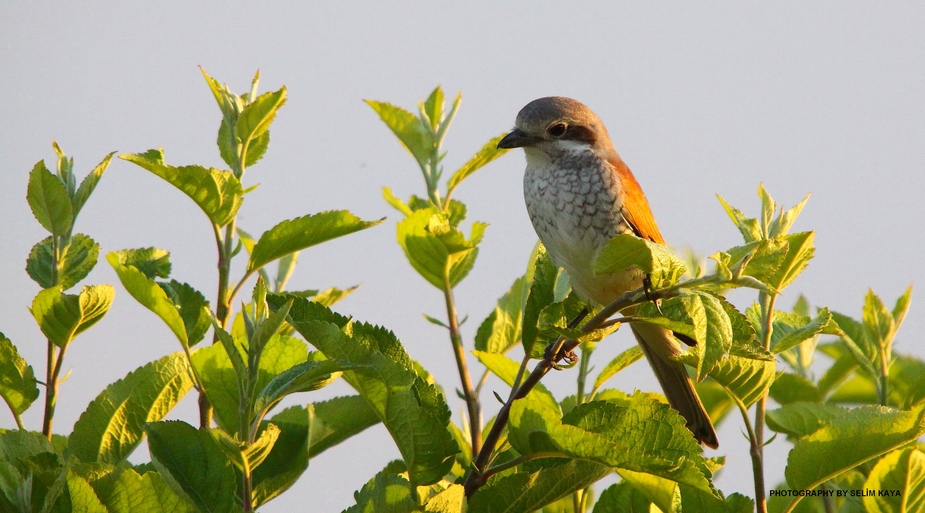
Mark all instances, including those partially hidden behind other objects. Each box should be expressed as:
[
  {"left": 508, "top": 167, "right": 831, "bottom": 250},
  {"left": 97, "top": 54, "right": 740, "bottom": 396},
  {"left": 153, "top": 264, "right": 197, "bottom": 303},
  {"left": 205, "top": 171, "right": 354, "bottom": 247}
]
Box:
[{"left": 499, "top": 96, "right": 718, "bottom": 448}]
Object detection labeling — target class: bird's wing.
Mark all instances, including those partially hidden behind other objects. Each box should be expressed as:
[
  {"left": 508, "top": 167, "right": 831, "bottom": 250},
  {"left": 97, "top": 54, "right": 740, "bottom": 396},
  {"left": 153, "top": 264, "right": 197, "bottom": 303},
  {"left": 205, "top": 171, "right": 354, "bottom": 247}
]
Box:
[{"left": 611, "top": 158, "right": 665, "bottom": 245}]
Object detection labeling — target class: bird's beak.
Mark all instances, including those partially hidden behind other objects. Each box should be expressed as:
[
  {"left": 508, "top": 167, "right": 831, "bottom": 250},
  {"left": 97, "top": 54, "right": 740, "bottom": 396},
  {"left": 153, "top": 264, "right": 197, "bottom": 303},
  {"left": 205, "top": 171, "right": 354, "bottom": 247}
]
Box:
[{"left": 498, "top": 128, "right": 540, "bottom": 149}]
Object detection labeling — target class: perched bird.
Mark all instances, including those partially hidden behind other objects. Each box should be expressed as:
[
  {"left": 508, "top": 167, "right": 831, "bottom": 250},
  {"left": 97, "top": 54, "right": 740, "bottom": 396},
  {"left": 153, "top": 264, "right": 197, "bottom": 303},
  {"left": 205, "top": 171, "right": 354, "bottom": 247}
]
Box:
[{"left": 498, "top": 97, "right": 718, "bottom": 448}]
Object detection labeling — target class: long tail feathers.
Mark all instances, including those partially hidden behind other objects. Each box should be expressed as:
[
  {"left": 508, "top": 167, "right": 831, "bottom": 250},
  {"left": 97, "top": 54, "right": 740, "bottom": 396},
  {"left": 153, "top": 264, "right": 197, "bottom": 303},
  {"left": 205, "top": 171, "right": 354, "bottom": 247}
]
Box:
[{"left": 631, "top": 323, "right": 719, "bottom": 449}]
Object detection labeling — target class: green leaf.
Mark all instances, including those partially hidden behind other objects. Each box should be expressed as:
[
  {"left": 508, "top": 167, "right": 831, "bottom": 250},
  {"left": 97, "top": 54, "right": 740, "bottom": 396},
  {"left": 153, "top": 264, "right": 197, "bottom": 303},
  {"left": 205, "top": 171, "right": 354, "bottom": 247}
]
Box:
[
  {"left": 475, "top": 277, "right": 527, "bottom": 354},
  {"left": 724, "top": 238, "right": 789, "bottom": 285},
  {"left": 65, "top": 472, "right": 107, "bottom": 513},
  {"left": 72, "top": 152, "right": 115, "bottom": 219},
  {"left": 382, "top": 187, "right": 413, "bottom": 217},
  {"left": 768, "top": 373, "right": 822, "bottom": 404},
  {"left": 253, "top": 359, "right": 347, "bottom": 417},
  {"left": 211, "top": 423, "right": 280, "bottom": 474},
  {"left": 863, "top": 447, "right": 925, "bottom": 513},
  {"left": 891, "top": 285, "right": 913, "bottom": 330},
  {"left": 594, "top": 234, "right": 687, "bottom": 289},
  {"left": 593, "top": 481, "right": 654, "bottom": 513},
  {"left": 864, "top": 289, "right": 896, "bottom": 360},
  {"left": 192, "top": 334, "right": 309, "bottom": 433},
  {"left": 365, "top": 100, "right": 434, "bottom": 168},
  {"left": 109, "top": 248, "right": 171, "bottom": 280},
  {"left": 616, "top": 468, "right": 681, "bottom": 513},
  {"left": 27, "top": 160, "right": 73, "bottom": 236},
  {"left": 717, "top": 194, "right": 761, "bottom": 243},
  {"left": 31, "top": 285, "right": 115, "bottom": 347},
  {"left": 26, "top": 234, "right": 100, "bottom": 290},
  {"left": 472, "top": 351, "right": 560, "bottom": 416},
  {"left": 107, "top": 253, "right": 188, "bottom": 348},
  {"left": 765, "top": 402, "right": 848, "bottom": 439},
  {"left": 424, "top": 484, "right": 465, "bottom": 513},
  {"left": 306, "top": 395, "right": 381, "bottom": 459},
  {"left": 522, "top": 245, "right": 558, "bottom": 357},
  {"left": 469, "top": 459, "right": 612, "bottom": 513},
  {"left": 285, "top": 304, "right": 458, "bottom": 486},
  {"left": 767, "top": 231, "right": 815, "bottom": 291},
  {"left": 771, "top": 308, "right": 834, "bottom": 354},
  {"left": 250, "top": 408, "right": 308, "bottom": 507},
  {"left": 248, "top": 211, "right": 383, "bottom": 272},
  {"left": 343, "top": 471, "right": 419, "bottom": 513},
  {"left": 91, "top": 467, "right": 195, "bottom": 513},
  {"left": 158, "top": 281, "right": 211, "bottom": 346},
  {"left": 708, "top": 353, "right": 777, "bottom": 407},
  {"left": 0, "top": 334, "right": 40, "bottom": 417},
  {"left": 592, "top": 346, "right": 643, "bottom": 394},
  {"left": 421, "top": 86, "right": 444, "bottom": 131},
  {"left": 147, "top": 421, "right": 236, "bottom": 513},
  {"left": 120, "top": 150, "right": 243, "bottom": 227},
  {"left": 236, "top": 87, "right": 287, "bottom": 165},
  {"left": 785, "top": 403, "right": 925, "bottom": 492},
  {"left": 508, "top": 396, "right": 716, "bottom": 495},
  {"left": 445, "top": 133, "right": 510, "bottom": 197},
  {"left": 69, "top": 351, "right": 194, "bottom": 464},
  {"left": 395, "top": 207, "right": 483, "bottom": 289}
]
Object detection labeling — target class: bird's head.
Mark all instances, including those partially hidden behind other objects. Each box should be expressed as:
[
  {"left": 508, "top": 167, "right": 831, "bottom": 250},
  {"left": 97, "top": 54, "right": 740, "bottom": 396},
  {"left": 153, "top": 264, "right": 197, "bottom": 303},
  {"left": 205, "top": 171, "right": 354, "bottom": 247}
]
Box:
[{"left": 498, "top": 96, "right": 618, "bottom": 163}]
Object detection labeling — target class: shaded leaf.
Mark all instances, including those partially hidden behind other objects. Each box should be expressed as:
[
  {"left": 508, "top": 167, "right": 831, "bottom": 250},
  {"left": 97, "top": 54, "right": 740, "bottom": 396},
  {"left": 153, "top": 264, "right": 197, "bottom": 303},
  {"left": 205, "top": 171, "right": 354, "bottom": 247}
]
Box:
[
  {"left": 147, "top": 421, "right": 236, "bottom": 513},
  {"left": 72, "top": 152, "right": 116, "bottom": 219},
  {"left": 594, "top": 234, "right": 686, "bottom": 289},
  {"left": 108, "top": 253, "right": 187, "bottom": 348},
  {"left": 0, "top": 334, "right": 40, "bottom": 417},
  {"left": 26, "top": 234, "right": 100, "bottom": 290},
  {"left": 109, "top": 248, "right": 171, "bottom": 280}
]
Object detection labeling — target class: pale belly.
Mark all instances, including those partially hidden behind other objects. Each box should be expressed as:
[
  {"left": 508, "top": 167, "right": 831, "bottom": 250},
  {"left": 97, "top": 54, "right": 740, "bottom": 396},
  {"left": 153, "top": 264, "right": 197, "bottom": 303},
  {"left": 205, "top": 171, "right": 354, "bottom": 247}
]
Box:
[{"left": 523, "top": 158, "right": 643, "bottom": 306}]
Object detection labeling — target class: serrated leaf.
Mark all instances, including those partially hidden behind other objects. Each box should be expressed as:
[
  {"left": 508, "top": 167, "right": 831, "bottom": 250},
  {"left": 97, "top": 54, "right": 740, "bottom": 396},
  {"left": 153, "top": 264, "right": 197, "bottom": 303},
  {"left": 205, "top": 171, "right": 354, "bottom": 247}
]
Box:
[
  {"left": 192, "top": 334, "right": 309, "bottom": 434},
  {"left": 724, "top": 238, "right": 789, "bottom": 285},
  {"left": 31, "top": 285, "right": 115, "bottom": 348},
  {"left": 864, "top": 289, "right": 895, "bottom": 359},
  {"left": 771, "top": 308, "right": 834, "bottom": 354},
  {"left": 709, "top": 354, "right": 777, "bottom": 407},
  {"left": 475, "top": 277, "right": 526, "bottom": 354},
  {"left": 109, "top": 248, "right": 171, "bottom": 280},
  {"left": 717, "top": 195, "right": 762, "bottom": 243},
  {"left": 382, "top": 187, "right": 413, "bottom": 217},
  {"left": 421, "top": 86, "right": 444, "bottom": 131},
  {"left": 72, "top": 152, "right": 115, "bottom": 219},
  {"left": 248, "top": 211, "right": 382, "bottom": 272},
  {"left": 768, "top": 373, "right": 822, "bottom": 404},
  {"left": 592, "top": 346, "right": 643, "bottom": 394},
  {"left": 253, "top": 359, "right": 347, "bottom": 416},
  {"left": 507, "top": 396, "right": 716, "bottom": 494},
  {"left": 120, "top": 150, "right": 243, "bottom": 227},
  {"left": 616, "top": 468, "right": 681, "bottom": 513},
  {"left": 396, "top": 207, "right": 483, "bottom": 289},
  {"left": 65, "top": 472, "right": 107, "bottom": 513},
  {"left": 211, "top": 423, "right": 280, "bottom": 474},
  {"left": 766, "top": 402, "right": 847, "bottom": 439},
  {"left": 592, "top": 481, "right": 654, "bottom": 513},
  {"left": 158, "top": 280, "right": 211, "bottom": 346},
  {"left": 306, "top": 396, "right": 381, "bottom": 459},
  {"left": 0, "top": 333, "right": 40, "bottom": 417},
  {"left": 147, "top": 421, "right": 236, "bottom": 513},
  {"left": 469, "top": 459, "right": 612, "bottom": 513},
  {"left": 767, "top": 231, "right": 815, "bottom": 291},
  {"left": 473, "top": 351, "right": 560, "bottom": 416},
  {"left": 366, "top": 100, "right": 434, "bottom": 168},
  {"left": 27, "top": 160, "right": 73, "bottom": 237},
  {"left": 445, "top": 134, "right": 510, "bottom": 197},
  {"left": 108, "top": 253, "right": 188, "bottom": 348},
  {"left": 769, "top": 193, "right": 810, "bottom": 238},
  {"left": 343, "top": 471, "right": 419, "bottom": 513},
  {"left": 785, "top": 403, "right": 925, "bottom": 492},
  {"left": 69, "top": 352, "right": 194, "bottom": 464},
  {"left": 26, "top": 234, "right": 100, "bottom": 290},
  {"left": 285, "top": 301, "right": 458, "bottom": 486},
  {"left": 594, "top": 234, "right": 686, "bottom": 289},
  {"left": 863, "top": 447, "right": 925, "bottom": 513},
  {"left": 522, "top": 245, "right": 558, "bottom": 356},
  {"left": 236, "top": 87, "right": 286, "bottom": 164},
  {"left": 91, "top": 467, "right": 195, "bottom": 513}
]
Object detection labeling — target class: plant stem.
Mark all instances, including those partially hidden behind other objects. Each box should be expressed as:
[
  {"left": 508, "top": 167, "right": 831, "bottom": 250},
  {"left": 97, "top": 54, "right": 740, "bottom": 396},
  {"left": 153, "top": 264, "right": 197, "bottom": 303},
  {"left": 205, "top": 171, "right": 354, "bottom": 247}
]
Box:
[
  {"left": 752, "top": 292, "right": 777, "bottom": 513},
  {"left": 464, "top": 285, "right": 673, "bottom": 496},
  {"left": 878, "top": 348, "right": 890, "bottom": 406},
  {"left": 442, "top": 280, "right": 481, "bottom": 458},
  {"left": 42, "top": 340, "right": 57, "bottom": 439}
]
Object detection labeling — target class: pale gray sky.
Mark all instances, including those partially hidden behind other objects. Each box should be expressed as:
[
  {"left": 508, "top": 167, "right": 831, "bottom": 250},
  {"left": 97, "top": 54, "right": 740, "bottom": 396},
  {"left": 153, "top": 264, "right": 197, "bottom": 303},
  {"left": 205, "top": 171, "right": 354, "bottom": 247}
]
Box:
[{"left": 2, "top": 3, "right": 923, "bottom": 511}]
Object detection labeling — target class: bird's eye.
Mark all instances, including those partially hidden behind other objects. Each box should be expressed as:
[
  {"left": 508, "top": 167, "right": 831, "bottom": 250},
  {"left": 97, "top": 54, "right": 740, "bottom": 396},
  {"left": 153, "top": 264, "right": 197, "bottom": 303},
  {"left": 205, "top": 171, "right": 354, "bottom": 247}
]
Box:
[{"left": 547, "top": 123, "right": 567, "bottom": 137}]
